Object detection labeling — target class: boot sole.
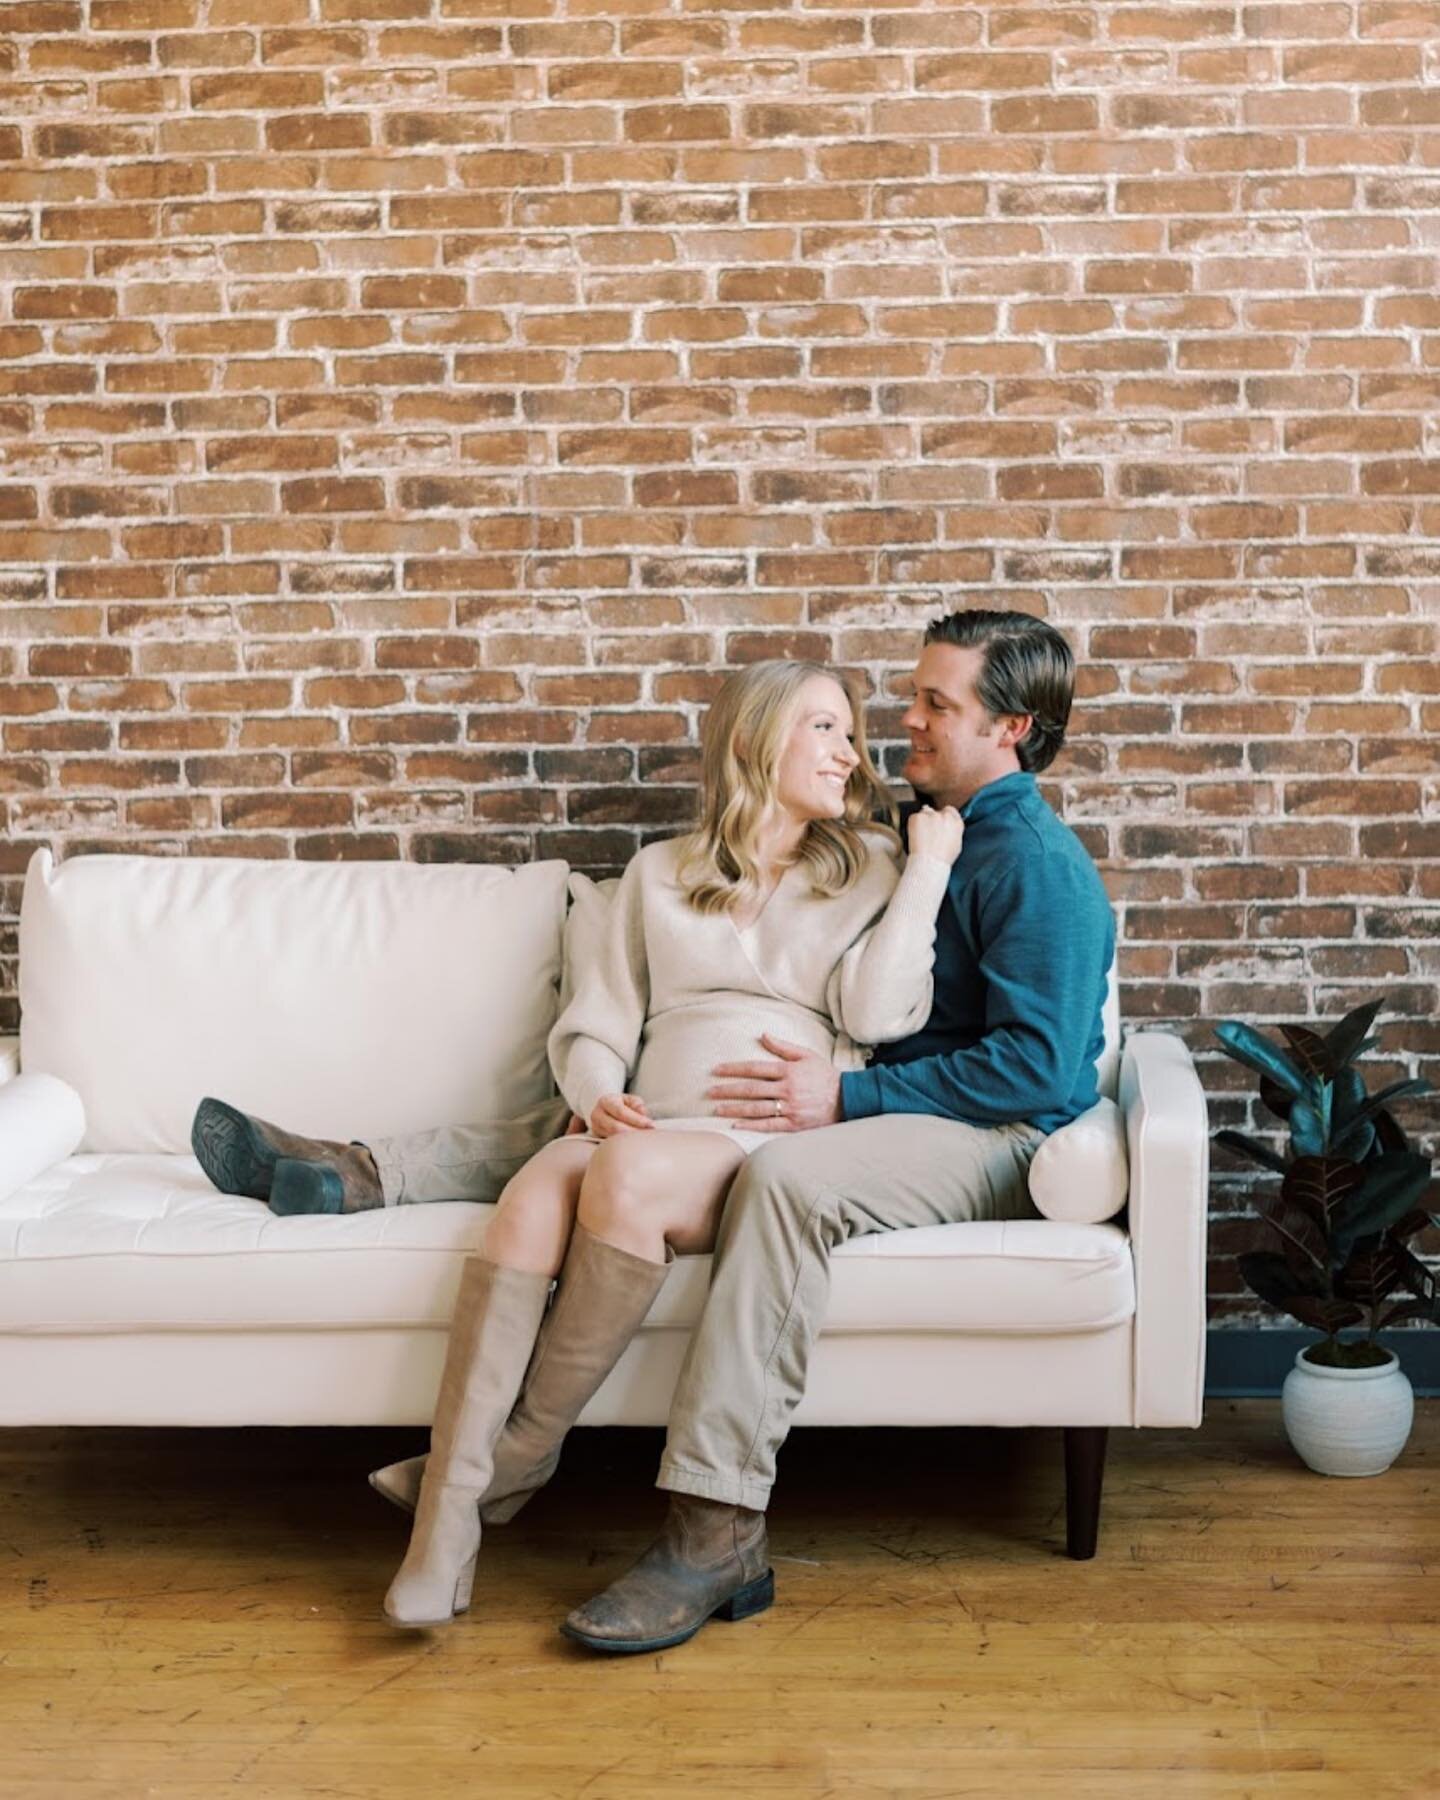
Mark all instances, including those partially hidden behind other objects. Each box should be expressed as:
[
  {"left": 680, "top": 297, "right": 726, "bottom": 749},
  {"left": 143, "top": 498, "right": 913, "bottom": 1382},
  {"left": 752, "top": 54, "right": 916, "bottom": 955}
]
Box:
[
  {"left": 382, "top": 1604, "right": 469, "bottom": 1630},
  {"left": 191, "top": 1098, "right": 274, "bottom": 1201},
  {"left": 559, "top": 1569, "right": 775, "bottom": 1655}
]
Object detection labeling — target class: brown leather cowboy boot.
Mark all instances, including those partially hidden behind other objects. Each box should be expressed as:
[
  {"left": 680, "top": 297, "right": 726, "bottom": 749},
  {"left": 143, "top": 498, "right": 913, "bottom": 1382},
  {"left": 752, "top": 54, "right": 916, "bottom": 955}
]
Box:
[
  {"left": 191, "top": 1096, "right": 381, "bottom": 1210},
  {"left": 560, "top": 1494, "right": 774, "bottom": 1654},
  {"left": 269, "top": 1152, "right": 383, "bottom": 1215}
]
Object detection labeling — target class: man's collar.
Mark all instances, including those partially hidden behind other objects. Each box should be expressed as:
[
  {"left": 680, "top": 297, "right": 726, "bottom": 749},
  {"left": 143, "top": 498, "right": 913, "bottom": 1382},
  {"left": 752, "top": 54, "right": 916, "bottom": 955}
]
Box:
[
  {"left": 902, "top": 768, "right": 1035, "bottom": 827},
  {"left": 959, "top": 769, "right": 1035, "bottom": 823}
]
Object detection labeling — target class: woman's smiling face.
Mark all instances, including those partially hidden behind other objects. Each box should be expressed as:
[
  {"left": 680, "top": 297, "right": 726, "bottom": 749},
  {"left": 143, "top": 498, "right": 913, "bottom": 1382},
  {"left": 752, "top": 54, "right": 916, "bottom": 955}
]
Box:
[{"left": 774, "top": 675, "right": 861, "bottom": 823}]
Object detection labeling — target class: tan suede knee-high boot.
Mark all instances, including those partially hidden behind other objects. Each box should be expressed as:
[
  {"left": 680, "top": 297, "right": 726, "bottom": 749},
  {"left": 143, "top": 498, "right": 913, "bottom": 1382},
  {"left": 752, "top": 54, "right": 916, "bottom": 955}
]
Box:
[
  {"left": 382, "top": 1257, "right": 550, "bottom": 1629},
  {"left": 369, "top": 1226, "right": 669, "bottom": 1525},
  {"left": 485, "top": 1224, "right": 671, "bottom": 1520}
]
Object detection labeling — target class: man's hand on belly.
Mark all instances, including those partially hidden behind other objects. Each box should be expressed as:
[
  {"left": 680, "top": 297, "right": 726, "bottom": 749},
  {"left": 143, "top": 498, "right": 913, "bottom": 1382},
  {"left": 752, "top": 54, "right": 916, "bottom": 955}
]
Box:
[{"left": 707, "top": 1034, "right": 843, "bottom": 1133}]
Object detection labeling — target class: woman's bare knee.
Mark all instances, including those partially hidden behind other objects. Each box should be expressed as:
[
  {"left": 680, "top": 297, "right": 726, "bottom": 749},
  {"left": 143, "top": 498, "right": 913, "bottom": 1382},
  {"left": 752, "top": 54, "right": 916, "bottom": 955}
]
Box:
[
  {"left": 577, "top": 1132, "right": 743, "bottom": 1259},
  {"left": 483, "top": 1138, "right": 593, "bottom": 1276},
  {"left": 574, "top": 1135, "right": 652, "bottom": 1236}
]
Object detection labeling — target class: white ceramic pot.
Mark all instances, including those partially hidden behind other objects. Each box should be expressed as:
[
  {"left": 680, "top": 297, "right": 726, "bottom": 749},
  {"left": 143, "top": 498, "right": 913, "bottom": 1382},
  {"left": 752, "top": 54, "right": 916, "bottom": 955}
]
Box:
[{"left": 1281, "top": 1347, "right": 1415, "bottom": 1477}]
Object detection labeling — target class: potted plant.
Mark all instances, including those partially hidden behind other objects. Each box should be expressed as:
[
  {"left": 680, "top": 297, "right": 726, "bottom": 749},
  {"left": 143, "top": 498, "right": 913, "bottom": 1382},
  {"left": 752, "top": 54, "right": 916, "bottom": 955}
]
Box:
[{"left": 1213, "top": 997, "right": 1436, "bottom": 1476}]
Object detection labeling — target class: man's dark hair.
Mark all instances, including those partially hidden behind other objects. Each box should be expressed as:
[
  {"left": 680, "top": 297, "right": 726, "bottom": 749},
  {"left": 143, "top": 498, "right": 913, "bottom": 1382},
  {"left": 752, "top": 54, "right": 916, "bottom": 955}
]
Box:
[{"left": 922, "top": 608, "right": 1074, "bottom": 774}]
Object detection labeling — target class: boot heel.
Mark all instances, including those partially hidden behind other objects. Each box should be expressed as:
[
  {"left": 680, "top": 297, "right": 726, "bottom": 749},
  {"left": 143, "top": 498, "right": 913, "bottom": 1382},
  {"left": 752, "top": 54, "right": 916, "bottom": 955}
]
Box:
[
  {"left": 452, "top": 1552, "right": 477, "bottom": 1616},
  {"left": 383, "top": 1548, "right": 477, "bottom": 1630},
  {"left": 715, "top": 1569, "right": 774, "bottom": 1623}
]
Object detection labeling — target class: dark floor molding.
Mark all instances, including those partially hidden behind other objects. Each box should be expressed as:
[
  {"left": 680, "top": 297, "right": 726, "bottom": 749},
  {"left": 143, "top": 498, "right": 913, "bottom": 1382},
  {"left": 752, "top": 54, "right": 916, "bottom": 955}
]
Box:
[{"left": 1206, "top": 1328, "right": 1440, "bottom": 1397}]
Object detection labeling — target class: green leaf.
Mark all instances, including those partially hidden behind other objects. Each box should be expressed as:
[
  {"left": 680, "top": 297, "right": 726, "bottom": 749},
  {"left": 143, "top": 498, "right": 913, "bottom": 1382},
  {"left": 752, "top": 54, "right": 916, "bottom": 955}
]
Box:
[
  {"left": 1290, "top": 1294, "right": 1367, "bottom": 1335},
  {"left": 1214, "top": 1021, "right": 1311, "bottom": 1100},
  {"left": 1376, "top": 1298, "right": 1432, "bottom": 1330},
  {"left": 1258, "top": 1075, "right": 1294, "bottom": 1123},
  {"left": 1334, "top": 1239, "right": 1407, "bottom": 1309},
  {"left": 1320, "top": 998, "right": 1384, "bottom": 1072},
  {"left": 1288, "top": 1098, "right": 1327, "bottom": 1157},
  {"left": 1214, "top": 1129, "right": 1289, "bottom": 1175},
  {"left": 1331, "top": 1117, "right": 1376, "bottom": 1162},
  {"left": 1258, "top": 1194, "right": 1327, "bottom": 1271},
  {"left": 1282, "top": 1155, "right": 1365, "bottom": 1228},
  {"left": 1280, "top": 1023, "right": 1334, "bottom": 1081},
  {"left": 1389, "top": 1207, "right": 1437, "bottom": 1246},
  {"left": 1390, "top": 1238, "right": 1440, "bottom": 1319},
  {"left": 1334, "top": 1079, "right": 1432, "bottom": 1140},
  {"left": 1238, "top": 1249, "right": 1324, "bottom": 1313},
  {"left": 1331, "top": 1067, "right": 1367, "bottom": 1123},
  {"left": 1331, "top": 1152, "right": 1434, "bottom": 1263}
]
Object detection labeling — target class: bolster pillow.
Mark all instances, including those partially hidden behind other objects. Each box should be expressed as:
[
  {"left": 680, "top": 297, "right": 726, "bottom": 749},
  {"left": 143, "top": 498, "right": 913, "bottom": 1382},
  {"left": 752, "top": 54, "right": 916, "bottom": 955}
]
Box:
[
  {"left": 1026, "top": 1095, "right": 1130, "bottom": 1225},
  {"left": 0, "top": 1073, "right": 86, "bottom": 1203}
]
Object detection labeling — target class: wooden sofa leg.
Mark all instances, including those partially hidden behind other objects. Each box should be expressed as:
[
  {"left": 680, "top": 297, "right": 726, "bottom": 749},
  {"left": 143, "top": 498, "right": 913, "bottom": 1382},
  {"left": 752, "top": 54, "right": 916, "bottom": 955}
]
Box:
[{"left": 1063, "top": 1426, "right": 1108, "bottom": 1560}]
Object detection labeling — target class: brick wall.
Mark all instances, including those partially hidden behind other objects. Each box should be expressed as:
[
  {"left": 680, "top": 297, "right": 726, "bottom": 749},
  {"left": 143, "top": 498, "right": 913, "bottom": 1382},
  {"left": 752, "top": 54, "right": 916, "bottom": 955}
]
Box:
[{"left": 2, "top": 1, "right": 1436, "bottom": 1315}]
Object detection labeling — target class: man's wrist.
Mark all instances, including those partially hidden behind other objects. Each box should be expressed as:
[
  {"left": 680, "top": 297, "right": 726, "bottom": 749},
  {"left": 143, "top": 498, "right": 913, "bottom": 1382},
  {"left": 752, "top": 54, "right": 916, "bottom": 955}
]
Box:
[{"left": 838, "top": 1067, "right": 879, "bottom": 1121}]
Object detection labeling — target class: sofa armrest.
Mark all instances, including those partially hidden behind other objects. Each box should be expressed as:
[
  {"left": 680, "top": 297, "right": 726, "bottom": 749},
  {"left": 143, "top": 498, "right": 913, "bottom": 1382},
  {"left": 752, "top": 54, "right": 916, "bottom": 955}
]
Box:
[
  {"left": 1119, "top": 1029, "right": 1209, "bottom": 1428},
  {"left": 0, "top": 1036, "right": 18, "bottom": 1085},
  {"left": 0, "top": 1072, "right": 87, "bottom": 1203}
]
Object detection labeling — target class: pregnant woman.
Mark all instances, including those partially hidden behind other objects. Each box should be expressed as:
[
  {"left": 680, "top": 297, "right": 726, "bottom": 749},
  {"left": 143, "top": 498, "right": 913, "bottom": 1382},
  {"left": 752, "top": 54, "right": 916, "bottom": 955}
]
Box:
[{"left": 192, "top": 659, "right": 963, "bottom": 1629}]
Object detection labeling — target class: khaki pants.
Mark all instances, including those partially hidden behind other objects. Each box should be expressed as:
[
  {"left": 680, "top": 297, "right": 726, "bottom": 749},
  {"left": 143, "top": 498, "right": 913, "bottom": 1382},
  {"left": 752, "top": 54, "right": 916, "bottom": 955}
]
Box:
[
  {"left": 657, "top": 1114, "right": 1046, "bottom": 1512},
  {"left": 368, "top": 1097, "right": 573, "bottom": 1205}
]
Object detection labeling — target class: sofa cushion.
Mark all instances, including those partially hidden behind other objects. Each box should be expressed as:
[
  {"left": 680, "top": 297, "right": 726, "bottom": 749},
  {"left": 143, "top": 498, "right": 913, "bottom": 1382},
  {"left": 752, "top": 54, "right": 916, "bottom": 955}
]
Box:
[
  {"left": 1027, "top": 1096, "right": 1130, "bottom": 1224},
  {"left": 1097, "top": 960, "right": 1121, "bottom": 1102},
  {"left": 0, "top": 1154, "right": 1134, "bottom": 1338},
  {"left": 557, "top": 870, "right": 617, "bottom": 1015},
  {"left": 18, "top": 849, "right": 569, "bottom": 1155}
]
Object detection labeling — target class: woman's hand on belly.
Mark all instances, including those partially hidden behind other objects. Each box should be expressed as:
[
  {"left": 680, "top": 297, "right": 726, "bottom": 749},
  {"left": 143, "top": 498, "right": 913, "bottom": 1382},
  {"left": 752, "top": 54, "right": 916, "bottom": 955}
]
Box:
[{"left": 589, "top": 1093, "right": 656, "bottom": 1137}]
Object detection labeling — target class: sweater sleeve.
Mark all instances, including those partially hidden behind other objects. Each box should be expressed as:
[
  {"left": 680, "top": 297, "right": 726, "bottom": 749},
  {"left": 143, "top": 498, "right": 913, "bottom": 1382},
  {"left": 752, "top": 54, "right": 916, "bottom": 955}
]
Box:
[
  {"left": 839, "top": 853, "right": 1112, "bottom": 1127},
  {"left": 825, "top": 850, "right": 954, "bottom": 1045},
  {"left": 546, "top": 853, "right": 650, "bottom": 1127}
]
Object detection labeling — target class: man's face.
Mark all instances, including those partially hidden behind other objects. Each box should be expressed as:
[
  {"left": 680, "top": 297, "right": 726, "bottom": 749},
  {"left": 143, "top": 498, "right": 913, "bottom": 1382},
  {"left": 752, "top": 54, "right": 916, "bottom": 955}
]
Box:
[{"left": 900, "top": 642, "right": 1029, "bottom": 810}]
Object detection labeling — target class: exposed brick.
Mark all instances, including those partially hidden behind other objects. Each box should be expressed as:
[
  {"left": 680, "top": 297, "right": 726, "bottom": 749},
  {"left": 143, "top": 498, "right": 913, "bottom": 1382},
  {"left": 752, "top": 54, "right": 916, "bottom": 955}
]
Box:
[{"left": 1, "top": 0, "right": 1435, "bottom": 1310}]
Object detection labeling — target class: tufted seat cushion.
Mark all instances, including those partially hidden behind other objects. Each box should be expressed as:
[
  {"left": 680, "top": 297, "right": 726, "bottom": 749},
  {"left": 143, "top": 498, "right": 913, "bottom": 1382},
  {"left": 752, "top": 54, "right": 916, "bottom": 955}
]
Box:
[{"left": 0, "top": 1153, "right": 1134, "bottom": 1339}]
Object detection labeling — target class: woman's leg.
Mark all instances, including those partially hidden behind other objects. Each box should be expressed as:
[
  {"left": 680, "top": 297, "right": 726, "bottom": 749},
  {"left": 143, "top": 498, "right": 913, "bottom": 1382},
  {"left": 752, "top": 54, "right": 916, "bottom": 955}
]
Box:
[
  {"left": 373, "top": 1132, "right": 745, "bottom": 1528},
  {"left": 370, "top": 1135, "right": 591, "bottom": 1516},
  {"left": 480, "top": 1130, "right": 746, "bottom": 1523},
  {"left": 381, "top": 1136, "right": 596, "bottom": 1627},
  {"left": 576, "top": 1129, "right": 747, "bottom": 1262},
  {"left": 480, "top": 1135, "right": 597, "bottom": 1274}
]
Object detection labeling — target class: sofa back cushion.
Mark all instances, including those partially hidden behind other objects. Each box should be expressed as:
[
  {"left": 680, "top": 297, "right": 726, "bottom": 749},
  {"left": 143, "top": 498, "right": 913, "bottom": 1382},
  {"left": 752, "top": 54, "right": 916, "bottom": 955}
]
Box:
[
  {"left": 1097, "top": 958, "right": 1120, "bottom": 1103},
  {"left": 18, "top": 849, "right": 569, "bottom": 1154}
]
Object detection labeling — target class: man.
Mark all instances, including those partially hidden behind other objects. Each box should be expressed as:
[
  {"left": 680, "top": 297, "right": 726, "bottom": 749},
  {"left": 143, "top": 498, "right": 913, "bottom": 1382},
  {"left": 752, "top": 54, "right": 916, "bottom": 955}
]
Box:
[{"left": 560, "top": 607, "right": 1116, "bottom": 1654}]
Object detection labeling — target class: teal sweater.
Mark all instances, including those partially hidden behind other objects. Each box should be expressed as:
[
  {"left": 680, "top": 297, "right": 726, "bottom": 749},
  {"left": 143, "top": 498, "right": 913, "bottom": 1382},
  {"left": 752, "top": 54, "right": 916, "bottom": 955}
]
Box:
[{"left": 839, "top": 771, "right": 1114, "bottom": 1134}]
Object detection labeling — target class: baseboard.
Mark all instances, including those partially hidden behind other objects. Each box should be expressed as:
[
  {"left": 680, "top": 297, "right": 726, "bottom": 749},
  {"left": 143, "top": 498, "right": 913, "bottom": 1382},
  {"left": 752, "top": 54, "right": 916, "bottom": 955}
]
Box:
[{"left": 1205, "top": 1328, "right": 1440, "bottom": 1397}]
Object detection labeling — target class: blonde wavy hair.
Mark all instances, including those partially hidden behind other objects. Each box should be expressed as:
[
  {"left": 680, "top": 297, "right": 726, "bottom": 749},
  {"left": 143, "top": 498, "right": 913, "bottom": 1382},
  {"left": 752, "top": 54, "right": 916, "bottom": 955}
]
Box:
[{"left": 676, "top": 660, "right": 898, "bottom": 916}]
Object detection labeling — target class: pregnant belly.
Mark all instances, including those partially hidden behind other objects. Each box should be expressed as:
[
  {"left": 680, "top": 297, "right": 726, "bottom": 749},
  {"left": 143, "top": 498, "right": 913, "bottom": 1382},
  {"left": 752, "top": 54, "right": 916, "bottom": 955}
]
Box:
[{"left": 630, "top": 999, "right": 854, "bottom": 1121}]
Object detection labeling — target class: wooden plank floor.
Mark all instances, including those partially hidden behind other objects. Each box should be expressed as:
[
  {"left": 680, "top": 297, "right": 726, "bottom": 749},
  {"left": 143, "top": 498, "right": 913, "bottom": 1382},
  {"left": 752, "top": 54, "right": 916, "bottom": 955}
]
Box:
[{"left": 2, "top": 1403, "right": 1436, "bottom": 1800}]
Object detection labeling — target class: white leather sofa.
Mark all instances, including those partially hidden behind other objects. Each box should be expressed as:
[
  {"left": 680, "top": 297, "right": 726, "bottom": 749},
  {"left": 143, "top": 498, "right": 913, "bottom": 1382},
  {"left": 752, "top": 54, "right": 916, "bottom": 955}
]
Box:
[{"left": 0, "top": 847, "right": 1208, "bottom": 1559}]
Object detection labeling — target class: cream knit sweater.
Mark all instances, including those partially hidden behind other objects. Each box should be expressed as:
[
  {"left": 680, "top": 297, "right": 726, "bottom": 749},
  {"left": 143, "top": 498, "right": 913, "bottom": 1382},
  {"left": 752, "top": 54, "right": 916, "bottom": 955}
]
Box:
[{"left": 548, "top": 831, "right": 953, "bottom": 1130}]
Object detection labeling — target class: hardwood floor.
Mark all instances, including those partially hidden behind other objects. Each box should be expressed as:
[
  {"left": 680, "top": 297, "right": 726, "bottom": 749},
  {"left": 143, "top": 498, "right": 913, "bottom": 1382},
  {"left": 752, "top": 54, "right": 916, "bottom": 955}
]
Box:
[{"left": 3, "top": 1403, "right": 1435, "bottom": 1799}]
